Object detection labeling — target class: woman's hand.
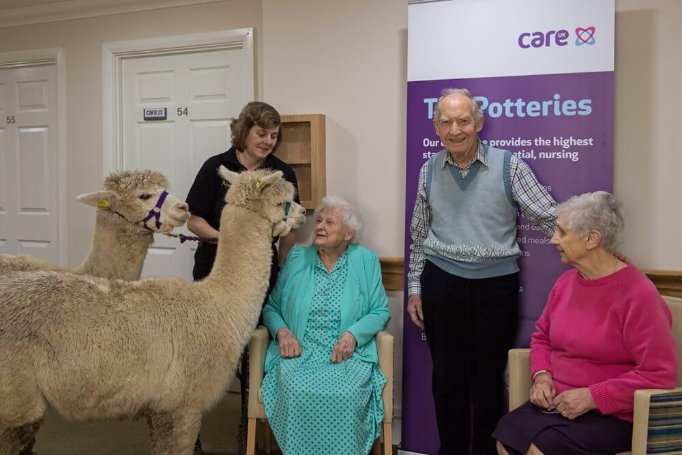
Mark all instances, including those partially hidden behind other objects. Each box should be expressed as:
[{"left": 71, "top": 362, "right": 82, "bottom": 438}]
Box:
[
  {"left": 530, "top": 371, "right": 556, "bottom": 411},
  {"left": 553, "top": 388, "right": 596, "bottom": 420},
  {"left": 276, "top": 328, "right": 302, "bottom": 358},
  {"left": 331, "top": 331, "right": 357, "bottom": 363}
]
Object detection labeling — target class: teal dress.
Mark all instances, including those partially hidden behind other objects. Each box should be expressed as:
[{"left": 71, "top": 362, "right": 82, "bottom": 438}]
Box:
[{"left": 261, "top": 252, "right": 387, "bottom": 455}]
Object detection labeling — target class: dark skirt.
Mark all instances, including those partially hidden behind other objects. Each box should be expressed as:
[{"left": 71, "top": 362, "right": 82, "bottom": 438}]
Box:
[{"left": 492, "top": 402, "right": 633, "bottom": 455}]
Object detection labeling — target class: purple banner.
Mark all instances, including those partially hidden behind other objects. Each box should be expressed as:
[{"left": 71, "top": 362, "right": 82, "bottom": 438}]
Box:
[{"left": 402, "top": 72, "right": 614, "bottom": 454}]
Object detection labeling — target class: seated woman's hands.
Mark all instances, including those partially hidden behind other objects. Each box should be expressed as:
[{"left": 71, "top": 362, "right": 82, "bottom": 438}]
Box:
[
  {"left": 530, "top": 371, "right": 556, "bottom": 411},
  {"left": 552, "top": 388, "right": 596, "bottom": 420},
  {"left": 331, "top": 331, "right": 357, "bottom": 363},
  {"left": 530, "top": 372, "right": 597, "bottom": 420},
  {"left": 277, "top": 328, "right": 302, "bottom": 358}
]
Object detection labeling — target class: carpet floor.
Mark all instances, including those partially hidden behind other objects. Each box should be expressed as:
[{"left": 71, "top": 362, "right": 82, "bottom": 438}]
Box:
[{"left": 31, "top": 392, "right": 242, "bottom": 455}]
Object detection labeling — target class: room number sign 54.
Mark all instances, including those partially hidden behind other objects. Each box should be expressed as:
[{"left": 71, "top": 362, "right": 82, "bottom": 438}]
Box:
[
  {"left": 6, "top": 115, "right": 15, "bottom": 124},
  {"left": 142, "top": 107, "right": 189, "bottom": 121}
]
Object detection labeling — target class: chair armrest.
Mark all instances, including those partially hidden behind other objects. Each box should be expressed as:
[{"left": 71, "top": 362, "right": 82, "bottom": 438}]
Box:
[
  {"left": 377, "top": 330, "right": 394, "bottom": 422},
  {"left": 508, "top": 348, "right": 531, "bottom": 411},
  {"left": 247, "top": 326, "right": 269, "bottom": 419},
  {"left": 630, "top": 387, "right": 682, "bottom": 455}
]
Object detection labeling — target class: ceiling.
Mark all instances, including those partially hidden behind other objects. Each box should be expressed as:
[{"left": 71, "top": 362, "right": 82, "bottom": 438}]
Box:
[
  {"left": 0, "top": 0, "right": 220, "bottom": 28},
  {"left": 0, "top": 0, "right": 67, "bottom": 10}
]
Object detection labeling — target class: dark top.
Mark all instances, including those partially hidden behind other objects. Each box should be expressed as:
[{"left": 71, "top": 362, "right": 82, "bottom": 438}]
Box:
[{"left": 186, "top": 146, "right": 300, "bottom": 281}]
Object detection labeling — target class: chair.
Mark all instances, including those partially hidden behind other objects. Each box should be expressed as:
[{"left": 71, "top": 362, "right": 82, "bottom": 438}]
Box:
[
  {"left": 507, "top": 295, "right": 682, "bottom": 455},
  {"left": 246, "top": 326, "right": 394, "bottom": 455}
]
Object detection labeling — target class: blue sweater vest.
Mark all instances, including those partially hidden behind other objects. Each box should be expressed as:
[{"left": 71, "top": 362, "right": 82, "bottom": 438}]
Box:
[{"left": 423, "top": 146, "right": 521, "bottom": 279}]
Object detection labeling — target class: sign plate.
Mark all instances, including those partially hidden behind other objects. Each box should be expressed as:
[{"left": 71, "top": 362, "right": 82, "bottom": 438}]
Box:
[{"left": 143, "top": 107, "right": 167, "bottom": 121}]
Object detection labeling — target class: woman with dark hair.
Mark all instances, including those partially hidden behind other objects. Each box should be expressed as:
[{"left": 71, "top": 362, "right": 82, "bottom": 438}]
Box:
[
  {"left": 493, "top": 191, "right": 677, "bottom": 455},
  {"left": 187, "top": 101, "right": 299, "bottom": 281}
]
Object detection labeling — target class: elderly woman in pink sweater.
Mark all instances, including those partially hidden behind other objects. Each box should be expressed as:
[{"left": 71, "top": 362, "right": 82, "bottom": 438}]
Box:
[{"left": 493, "top": 191, "right": 678, "bottom": 455}]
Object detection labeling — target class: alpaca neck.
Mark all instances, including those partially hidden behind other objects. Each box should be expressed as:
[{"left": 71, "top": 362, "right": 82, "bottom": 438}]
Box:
[
  {"left": 203, "top": 205, "right": 274, "bottom": 329},
  {"left": 75, "top": 210, "right": 154, "bottom": 280}
]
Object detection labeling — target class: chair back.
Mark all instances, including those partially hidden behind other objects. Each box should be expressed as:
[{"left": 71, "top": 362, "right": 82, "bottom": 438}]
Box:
[{"left": 662, "top": 295, "right": 682, "bottom": 386}]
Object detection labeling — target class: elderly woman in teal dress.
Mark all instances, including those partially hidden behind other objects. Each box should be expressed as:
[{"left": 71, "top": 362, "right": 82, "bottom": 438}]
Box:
[{"left": 261, "top": 195, "right": 390, "bottom": 455}]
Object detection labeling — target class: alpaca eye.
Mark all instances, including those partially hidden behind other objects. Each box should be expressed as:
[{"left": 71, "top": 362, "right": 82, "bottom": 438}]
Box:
[{"left": 139, "top": 194, "right": 153, "bottom": 201}]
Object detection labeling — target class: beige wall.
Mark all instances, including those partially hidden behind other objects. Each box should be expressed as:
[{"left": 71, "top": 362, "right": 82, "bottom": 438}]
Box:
[
  {"left": 261, "top": 0, "right": 407, "bottom": 256},
  {"left": 614, "top": 0, "right": 682, "bottom": 270}
]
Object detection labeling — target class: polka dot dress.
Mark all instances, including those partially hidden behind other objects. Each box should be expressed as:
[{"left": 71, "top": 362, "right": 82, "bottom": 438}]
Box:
[{"left": 261, "top": 253, "right": 386, "bottom": 455}]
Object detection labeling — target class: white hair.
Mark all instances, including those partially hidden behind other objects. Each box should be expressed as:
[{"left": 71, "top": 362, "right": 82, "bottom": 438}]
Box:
[
  {"left": 558, "top": 191, "right": 624, "bottom": 252},
  {"left": 435, "top": 88, "right": 483, "bottom": 124},
  {"left": 314, "top": 196, "right": 364, "bottom": 243}
]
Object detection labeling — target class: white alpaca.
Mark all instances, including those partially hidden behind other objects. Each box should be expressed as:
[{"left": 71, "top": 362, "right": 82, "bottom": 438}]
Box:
[
  {"left": 0, "top": 169, "right": 189, "bottom": 280},
  {"left": 0, "top": 167, "right": 305, "bottom": 455}
]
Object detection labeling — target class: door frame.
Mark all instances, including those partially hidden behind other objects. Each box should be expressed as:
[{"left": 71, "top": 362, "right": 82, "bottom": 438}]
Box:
[
  {"left": 0, "top": 47, "right": 67, "bottom": 263},
  {"left": 101, "top": 28, "right": 255, "bottom": 175}
]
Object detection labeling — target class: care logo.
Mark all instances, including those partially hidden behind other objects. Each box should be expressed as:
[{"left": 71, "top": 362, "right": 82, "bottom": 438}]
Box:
[
  {"left": 575, "top": 26, "right": 596, "bottom": 46},
  {"left": 517, "top": 25, "right": 597, "bottom": 49}
]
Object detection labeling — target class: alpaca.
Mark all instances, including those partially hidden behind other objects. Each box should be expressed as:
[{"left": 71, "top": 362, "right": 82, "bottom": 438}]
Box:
[
  {"left": 0, "top": 169, "right": 189, "bottom": 280},
  {"left": 0, "top": 167, "right": 305, "bottom": 455}
]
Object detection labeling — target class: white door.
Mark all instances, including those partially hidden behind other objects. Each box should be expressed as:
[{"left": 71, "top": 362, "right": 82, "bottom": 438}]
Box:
[
  {"left": 0, "top": 63, "right": 59, "bottom": 261},
  {"left": 119, "top": 47, "right": 252, "bottom": 279}
]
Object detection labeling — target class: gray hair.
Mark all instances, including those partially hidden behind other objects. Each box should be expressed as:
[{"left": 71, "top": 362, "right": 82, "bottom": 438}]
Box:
[
  {"left": 315, "top": 195, "right": 364, "bottom": 243},
  {"left": 435, "top": 88, "right": 483, "bottom": 124},
  {"left": 558, "top": 191, "right": 624, "bottom": 252}
]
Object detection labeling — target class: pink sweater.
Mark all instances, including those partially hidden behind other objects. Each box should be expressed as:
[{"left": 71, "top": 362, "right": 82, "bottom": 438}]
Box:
[{"left": 531, "top": 265, "right": 678, "bottom": 421}]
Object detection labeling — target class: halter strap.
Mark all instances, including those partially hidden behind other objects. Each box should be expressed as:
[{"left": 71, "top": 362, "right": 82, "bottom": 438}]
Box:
[
  {"left": 283, "top": 201, "right": 291, "bottom": 220},
  {"left": 141, "top": 190, "right": 169, "bottom": 230}
]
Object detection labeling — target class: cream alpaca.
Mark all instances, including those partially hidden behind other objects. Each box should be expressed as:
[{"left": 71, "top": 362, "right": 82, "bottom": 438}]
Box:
[
  {"left": 0, "top": 169, "right": 189, "bottom": 280},
  {"left": 0, "top": 168, "right": 305, "bottom": 455}
]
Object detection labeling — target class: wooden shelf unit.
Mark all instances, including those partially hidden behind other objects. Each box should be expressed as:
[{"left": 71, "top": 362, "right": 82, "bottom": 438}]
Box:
[{"left": 277, "top": 114, "right": 326, "bottom": 209}]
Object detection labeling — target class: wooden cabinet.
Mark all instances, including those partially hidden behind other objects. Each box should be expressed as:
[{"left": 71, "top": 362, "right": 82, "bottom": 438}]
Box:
[{"left": 277, "top": 114, "right": 326, "bottom": 210}]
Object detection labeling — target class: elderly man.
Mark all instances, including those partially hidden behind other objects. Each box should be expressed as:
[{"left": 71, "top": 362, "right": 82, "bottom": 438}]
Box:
[{"left": 407, "top": 88, "right": 556, "bottom": 454}]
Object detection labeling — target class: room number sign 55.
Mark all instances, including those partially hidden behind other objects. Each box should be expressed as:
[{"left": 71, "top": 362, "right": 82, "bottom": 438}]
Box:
[{"left": 6, "top": 115, "right": 15, "bottom": 124}]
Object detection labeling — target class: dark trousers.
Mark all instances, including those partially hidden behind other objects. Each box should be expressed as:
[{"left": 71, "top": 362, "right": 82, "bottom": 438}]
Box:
[{"left": 421, "top": 261, "right": 519, "bottom": 455}]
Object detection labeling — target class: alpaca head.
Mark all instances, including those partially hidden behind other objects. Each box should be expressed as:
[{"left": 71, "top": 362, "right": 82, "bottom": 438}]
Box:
[
  {"left": 218, "top": 166, "right": 306, "bottom": 236},
  {"left": 76, "top": 170, "right": 190, "bottom": 234}
]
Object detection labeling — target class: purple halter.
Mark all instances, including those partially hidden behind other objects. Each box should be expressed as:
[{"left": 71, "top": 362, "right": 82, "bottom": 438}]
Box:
[{"left": 141, "top": 190, "right": 169, "bottom": 230}]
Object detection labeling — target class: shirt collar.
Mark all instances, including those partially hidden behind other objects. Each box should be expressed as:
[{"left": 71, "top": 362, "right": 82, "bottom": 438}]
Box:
[
  {"left": 224, "top": 147, "right": 243, "bottom": 170},
  {"left": 225, "top": 146, "right": 277, "bottom": 172},
  {"left": 440, "top": 140, "right": 488, "bottom": 169}
]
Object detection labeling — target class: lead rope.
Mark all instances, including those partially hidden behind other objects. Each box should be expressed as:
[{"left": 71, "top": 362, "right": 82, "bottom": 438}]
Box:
[
  {"left": 163, "top": 201, "right": 292, "bottom": 244},
  {"left": 164, "top": 232, "right": 218, "bottom": 244}
]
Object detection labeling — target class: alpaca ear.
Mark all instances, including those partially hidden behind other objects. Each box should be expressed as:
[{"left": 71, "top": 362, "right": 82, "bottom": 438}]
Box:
[
  {"left": 77, "top": 190, "right": 116, "bottom": 208},
  {"left": 256, "top": 171, "right": 284, "bottom": 192},
  {"left": 218, "top": 165, "right": 239, "bottom": 184}
]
